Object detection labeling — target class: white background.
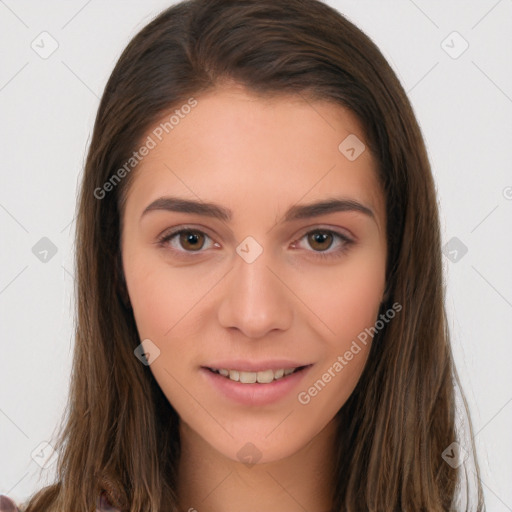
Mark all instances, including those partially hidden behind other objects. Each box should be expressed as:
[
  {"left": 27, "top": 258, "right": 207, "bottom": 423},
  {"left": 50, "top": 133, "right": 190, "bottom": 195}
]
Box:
[{"left": 0, "top": 0, "right": 511, "bottom": 509}]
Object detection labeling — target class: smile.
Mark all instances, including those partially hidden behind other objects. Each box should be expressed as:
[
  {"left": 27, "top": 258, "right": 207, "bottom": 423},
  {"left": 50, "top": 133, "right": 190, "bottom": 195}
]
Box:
[
  {"left": 207, "top": 366, "right": 307, "bottom": 384},
  {"left": 201, "top": 364, "right": 314, "bottom": 406}
]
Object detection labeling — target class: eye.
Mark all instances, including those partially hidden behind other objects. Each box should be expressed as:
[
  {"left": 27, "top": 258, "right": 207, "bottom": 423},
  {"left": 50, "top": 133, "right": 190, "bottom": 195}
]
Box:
[
  {"left": 291, "top": 229, "right": 354, "bottom": 260},
  {"left": 157, "top": 227, "right": 217, "bottom": 256},
  {"left": 156, "top": 226, "right": 354, "bottom": 260}
]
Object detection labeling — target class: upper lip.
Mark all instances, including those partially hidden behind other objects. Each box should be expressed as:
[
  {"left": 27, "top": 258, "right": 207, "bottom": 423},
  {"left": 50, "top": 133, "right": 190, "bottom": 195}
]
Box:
[{"left": 203, "top": 360, "right": 313, "bottom": 372}]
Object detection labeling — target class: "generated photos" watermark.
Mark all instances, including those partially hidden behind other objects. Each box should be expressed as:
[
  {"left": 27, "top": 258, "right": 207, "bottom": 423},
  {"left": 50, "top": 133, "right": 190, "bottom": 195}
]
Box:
[
  {"left": 297, "top": 301, "right": 402, "bottom": 405},
  {"left": 94, "top": 97, "right": 197, "bottom": 200}
]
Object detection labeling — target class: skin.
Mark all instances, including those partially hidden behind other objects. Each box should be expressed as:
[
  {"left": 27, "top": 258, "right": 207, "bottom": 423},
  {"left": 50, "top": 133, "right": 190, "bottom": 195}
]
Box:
[{"left": 121, "top": 83, "right": 387, "bottom": 511}]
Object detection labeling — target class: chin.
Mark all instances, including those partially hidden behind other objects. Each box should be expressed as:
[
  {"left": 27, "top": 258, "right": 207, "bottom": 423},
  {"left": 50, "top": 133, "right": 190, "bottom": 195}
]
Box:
[{"left": 198, "top": 419, "right": 320, "bottom": 467}]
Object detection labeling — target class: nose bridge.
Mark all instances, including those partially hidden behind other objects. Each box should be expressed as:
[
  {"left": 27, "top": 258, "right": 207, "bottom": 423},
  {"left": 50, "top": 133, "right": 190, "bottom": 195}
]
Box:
[{"left": 217, "top": 238, "right": 293, "bottom": 338}]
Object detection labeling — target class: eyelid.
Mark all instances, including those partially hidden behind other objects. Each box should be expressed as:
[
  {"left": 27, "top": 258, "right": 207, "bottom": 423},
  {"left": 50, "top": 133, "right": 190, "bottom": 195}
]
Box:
[
  {"left": 294, "top": 223, "right": 355, "bottom": 241},
  {"left": 156, "top": 223, "right": 216, "bottom": 242}
]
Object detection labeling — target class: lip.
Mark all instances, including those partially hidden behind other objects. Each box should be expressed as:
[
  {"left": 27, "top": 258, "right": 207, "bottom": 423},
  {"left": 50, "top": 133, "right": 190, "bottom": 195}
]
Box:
[
  {"left": 200, "top": 364, "right": 313, "bottom": 406},
  {"left": 202, "top": 359, "right": 311, "bottom": 372}
]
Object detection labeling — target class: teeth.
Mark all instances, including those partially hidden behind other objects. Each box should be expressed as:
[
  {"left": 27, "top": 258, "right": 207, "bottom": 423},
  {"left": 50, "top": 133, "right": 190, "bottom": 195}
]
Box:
[
  {"left": 212, "top": 367, "right": 301, "bottom": 383},
  {"left": 274, "top": 368, "right": 284, "bottom": 379},
  {"left": 254, "top": 369, "right": 273, "bottom": 383},
  {"left": 239, "top": 371, "right": 257, "bottom": 384}
]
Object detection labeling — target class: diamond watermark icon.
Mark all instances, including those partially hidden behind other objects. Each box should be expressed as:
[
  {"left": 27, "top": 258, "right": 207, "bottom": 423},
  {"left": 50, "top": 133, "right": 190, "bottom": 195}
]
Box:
[
  {"left": 338, "top": 134, "right": 365, "bottom": 161},
  {"left": 442, "top": 441, "right": 468, "bottom": 468},
  {"left": 32, "top": 237, "right": 58, "bottom": 263},
  {"left": 236, "top": 236, "right": 263, "bottom": 264},
  {"left": 31, "top": 441, "right": 58, "bottom": 469},
  {"left": 442, "top": 237, "right": 468, "bottom": 263},
  {"left": 134, "top": 338, "right": 161, "bottom": 366},
  {"left": 441, "top": 31, "right": 469, "bottom": 60},
  {"left": 236, "top": 442, "right": 262, "bottom": 468},
  {"left": 31, "top": 31, "right": 59, "bottom": 59}
]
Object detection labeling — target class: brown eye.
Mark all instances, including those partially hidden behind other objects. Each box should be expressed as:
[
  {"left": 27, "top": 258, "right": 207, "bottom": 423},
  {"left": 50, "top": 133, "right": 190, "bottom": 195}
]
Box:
[
  {"left": 178, "top": 230, "right": 206, "bottom": 251},
  {"left": 157, "top": 227, "right": 217, "bottom": 258},
  {"left": 291, "top": 228, "right": 354, "bottom": 260},
  {"left": 307, "top": 230, "right": 334, "bottom": 251}
]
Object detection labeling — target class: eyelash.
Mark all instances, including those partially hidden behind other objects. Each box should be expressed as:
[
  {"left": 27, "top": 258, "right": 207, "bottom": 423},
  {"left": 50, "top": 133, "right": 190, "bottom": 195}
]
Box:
[{"left": 156, "top": 225, "right": 354, "bottom": 261}]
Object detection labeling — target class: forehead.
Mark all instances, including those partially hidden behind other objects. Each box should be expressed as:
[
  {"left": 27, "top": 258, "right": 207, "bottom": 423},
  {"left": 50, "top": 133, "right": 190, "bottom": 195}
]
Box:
[{"left": 123, "top": 84, "right": 385, "bottom": 225}]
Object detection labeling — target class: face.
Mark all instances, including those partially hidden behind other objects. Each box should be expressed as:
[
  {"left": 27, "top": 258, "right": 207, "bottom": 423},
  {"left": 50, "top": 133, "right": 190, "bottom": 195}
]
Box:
[{"left": 121, "top": 83, "right": 387, "bottom": 464}]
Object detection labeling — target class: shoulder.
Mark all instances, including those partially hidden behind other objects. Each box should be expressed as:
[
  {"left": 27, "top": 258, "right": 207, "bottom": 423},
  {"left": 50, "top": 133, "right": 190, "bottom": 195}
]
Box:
[
  {"left": 0, "top": 493, "right": 122, "bottom": 512},
  {"left": 0, "top": 495, "right": 21, "bottom": 511}
]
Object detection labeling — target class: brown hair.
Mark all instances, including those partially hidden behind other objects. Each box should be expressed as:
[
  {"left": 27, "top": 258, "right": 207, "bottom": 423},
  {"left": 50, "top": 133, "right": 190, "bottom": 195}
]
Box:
[{"left": 22, "top": 0, "right": 484, "bottom": 510}]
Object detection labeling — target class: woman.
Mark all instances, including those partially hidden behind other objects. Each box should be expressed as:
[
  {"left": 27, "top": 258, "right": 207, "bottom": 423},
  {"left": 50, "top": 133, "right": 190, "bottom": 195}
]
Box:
[{"left": 3, "top": 0, "right": 484, "bottom": 510}]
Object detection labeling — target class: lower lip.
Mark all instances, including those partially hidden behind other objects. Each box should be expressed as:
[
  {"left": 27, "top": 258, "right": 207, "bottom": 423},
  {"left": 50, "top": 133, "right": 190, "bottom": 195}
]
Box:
[{"left": 200, "top": 365, "right": 313, "bottom": 406}]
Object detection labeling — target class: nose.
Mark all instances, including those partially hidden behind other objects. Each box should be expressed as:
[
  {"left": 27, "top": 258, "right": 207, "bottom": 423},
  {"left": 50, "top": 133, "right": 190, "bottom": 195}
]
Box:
[{"left": 217, "top": 248, "right": 294, "bottom": 339}]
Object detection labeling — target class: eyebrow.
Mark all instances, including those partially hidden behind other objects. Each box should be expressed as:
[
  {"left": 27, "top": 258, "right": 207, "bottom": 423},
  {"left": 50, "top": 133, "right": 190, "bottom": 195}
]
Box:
[{"left": 140, "top": 196, "right": 375, "bottom": 223}]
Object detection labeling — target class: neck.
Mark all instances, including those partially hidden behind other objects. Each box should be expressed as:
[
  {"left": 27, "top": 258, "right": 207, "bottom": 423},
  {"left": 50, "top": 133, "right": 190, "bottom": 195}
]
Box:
[{"left": 176, "top": 417, "right": 338, "bottom": 512}]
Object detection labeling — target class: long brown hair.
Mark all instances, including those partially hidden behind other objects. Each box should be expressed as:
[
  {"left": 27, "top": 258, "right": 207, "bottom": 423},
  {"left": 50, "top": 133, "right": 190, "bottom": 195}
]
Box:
[{"left": 22, "top": 0, "right": 484, "bottom": 510}]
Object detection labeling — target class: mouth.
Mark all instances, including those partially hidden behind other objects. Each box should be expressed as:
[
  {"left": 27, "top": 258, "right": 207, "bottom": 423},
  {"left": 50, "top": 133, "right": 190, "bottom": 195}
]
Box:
[
  {"left": 204, "top": 365, "right": 311, "bottom": 384},
  {"left": 201, "top": 363, "right": 314, "bottom": 406}
]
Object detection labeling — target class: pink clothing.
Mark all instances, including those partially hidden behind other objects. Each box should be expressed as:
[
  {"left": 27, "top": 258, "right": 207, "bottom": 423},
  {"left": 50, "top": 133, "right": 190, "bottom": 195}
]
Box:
[
  {"left": 0, "top": 495, "right": 18, "bottom": 512},
  {"left": 0, "top": 492, "right": 121, "bottom": 511}
]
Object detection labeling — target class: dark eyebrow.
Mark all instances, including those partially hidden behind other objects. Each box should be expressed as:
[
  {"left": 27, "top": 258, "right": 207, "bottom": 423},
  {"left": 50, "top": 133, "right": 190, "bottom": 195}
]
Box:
[
  {"left": 141, "top": 196, "right": 232, "bottom": 222},
  {"left": 140, "top": 196, "right": 375, "bottom": 223},
  {"left": 283, "top": 198, "right": 374, "bottom": 222}
]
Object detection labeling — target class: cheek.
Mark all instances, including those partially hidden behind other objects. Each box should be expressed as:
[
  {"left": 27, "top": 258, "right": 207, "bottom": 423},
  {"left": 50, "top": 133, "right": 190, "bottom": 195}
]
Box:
[
  {"left": 125, "top": 265, "right": 172, "bottom": 339},
  {"left": 296, "top": 278, "right": 382, "bottom": 414},
  {"left": 294, "top": 253, "right": 385, "bottom": 399},
  {"left": 123, "top": 251, "right": 206, "bottom": 340},
  {"left": 124, "top": 259, "right": 200, "bottom": 406},
  {"left": 294, "top": 253, "right": 385, "bottom": 345}
]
